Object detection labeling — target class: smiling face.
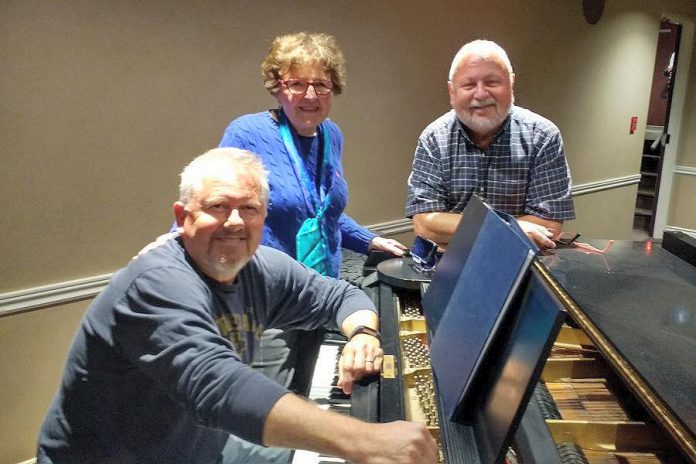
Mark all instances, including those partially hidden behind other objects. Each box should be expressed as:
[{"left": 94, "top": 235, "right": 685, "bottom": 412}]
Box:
[
  {"left": 274, "top": 61, "right": 332, "bottom": 136},
  {"left": 448, "top": 54, "right": 514, "bottom": 141},
  {"left": 174, "top": 170, "right": 267, "bottom": 284}
]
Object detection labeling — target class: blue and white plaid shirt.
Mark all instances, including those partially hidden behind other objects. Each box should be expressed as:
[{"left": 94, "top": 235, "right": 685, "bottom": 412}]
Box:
[{"left": 406, "top": 106, "right": 575, "bottom": 221}]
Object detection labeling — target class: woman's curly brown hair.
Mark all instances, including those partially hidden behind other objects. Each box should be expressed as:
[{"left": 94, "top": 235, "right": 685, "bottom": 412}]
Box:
[{"left": 261, "top": 32, "right": 346, "bottom": 96}]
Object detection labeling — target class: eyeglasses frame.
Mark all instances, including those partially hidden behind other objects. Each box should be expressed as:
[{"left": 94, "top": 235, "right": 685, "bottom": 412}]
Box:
[{"left": 279, "top": 79, "right": 334, "bottom": 96}]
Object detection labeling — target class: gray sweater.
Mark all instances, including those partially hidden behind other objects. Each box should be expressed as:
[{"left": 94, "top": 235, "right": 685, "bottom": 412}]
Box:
[{"left": 37, "top": 237, "right": 375, "bottom": 463}]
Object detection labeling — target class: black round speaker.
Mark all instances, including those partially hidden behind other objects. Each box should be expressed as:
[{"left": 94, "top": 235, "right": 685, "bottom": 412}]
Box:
[{"left": 583, "top": 0, "right": 605, "bottom": 25}]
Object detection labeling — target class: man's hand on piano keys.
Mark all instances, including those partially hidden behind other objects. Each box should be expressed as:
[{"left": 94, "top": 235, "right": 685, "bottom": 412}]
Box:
[{"left": 336, "top": 334, "right": 383, "bottom": 395}]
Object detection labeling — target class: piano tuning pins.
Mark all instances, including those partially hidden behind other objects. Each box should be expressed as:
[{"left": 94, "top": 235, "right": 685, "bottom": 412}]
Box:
[
  {"left": 402, "top": 337, "right": 431, "bottom": 369},
  {"left": 396, "top": 294, "right": 444, "bottom": 463},
  {"left": 413, "top": 371, "right": 439, "bottom": 427},
  {"left": 401, "top": 294, "right": 423, "bottom": 318}
]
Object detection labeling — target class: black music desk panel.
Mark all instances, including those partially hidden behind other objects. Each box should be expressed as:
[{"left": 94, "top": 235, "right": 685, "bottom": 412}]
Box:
[
  {"left": 428, "top": 201, "right": 537, "bottom": 423},
  {"left": 371, "top": 196, "right": 565, "bottom": 464},
  {"left": 421, "top": 194, "right": 537, "bottom": 334}
]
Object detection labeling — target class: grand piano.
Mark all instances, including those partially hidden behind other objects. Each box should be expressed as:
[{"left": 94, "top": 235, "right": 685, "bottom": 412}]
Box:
[
  {"left": 295, "top": 219, "right": 696, "bottom": 463},
  {"left": 343, "top": 220, "right": 696, "bottom": 463}
]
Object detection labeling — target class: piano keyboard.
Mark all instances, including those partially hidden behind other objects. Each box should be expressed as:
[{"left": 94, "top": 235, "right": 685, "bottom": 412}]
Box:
[{"left": 292, "top": 338, "right": 349, "bottom": 464}]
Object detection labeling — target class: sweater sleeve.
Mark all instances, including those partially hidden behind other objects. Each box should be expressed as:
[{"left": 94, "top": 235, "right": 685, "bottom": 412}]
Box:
[
  {"left": 113, "top": 266, "right": 289, "bottom": 445},
  {"left": 249, "top": 247, "right": 377, "bottom": 330},
  {"left": 338, "top": 213, "right": 377, "bottom": 254}
]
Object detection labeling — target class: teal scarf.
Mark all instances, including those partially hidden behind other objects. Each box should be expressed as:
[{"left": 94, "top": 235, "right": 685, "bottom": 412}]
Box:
[{"left": 277, "top": 110, "right": 333, "bottom": 276}]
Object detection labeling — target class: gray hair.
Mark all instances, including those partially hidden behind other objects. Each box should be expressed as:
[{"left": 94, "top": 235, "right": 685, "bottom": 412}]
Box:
[
  {"left": 448, "top": 39, "right": 514, "bottom": 81},
  {"left": 179, "top": 148, "right": 270, "bottom": 206}
]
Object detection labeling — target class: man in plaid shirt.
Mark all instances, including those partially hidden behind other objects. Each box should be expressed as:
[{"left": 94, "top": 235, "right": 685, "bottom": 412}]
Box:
[{"left": 406, "top": 40, "right": 575, "bottom": 250}]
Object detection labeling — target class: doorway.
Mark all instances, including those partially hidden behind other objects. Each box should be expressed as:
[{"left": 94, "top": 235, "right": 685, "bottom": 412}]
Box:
[{"left": 633, "top": 19, "right": 681, "bottom": 238}]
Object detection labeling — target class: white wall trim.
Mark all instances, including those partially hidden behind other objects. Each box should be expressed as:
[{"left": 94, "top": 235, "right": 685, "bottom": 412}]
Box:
[
  {"left": 0, "top": 274, "right": 112, "bottom": 318},
  {"left": 368, "top": 218, "right": 413, "bottom": 235},
  {"left": 0, "top": 220, "right": 414, "bottom": 318},
  {"left": 17, "top": 459, "right": 36, "bottom": 464},
  {"left": 570, "top": 174, "right": 641, "bottom": 196},
  {"left": 674, "top": 165, "right": 696, "bottom": 176},
  {"left": 0, "top": 176, "right": 654, "bottom": 318}
]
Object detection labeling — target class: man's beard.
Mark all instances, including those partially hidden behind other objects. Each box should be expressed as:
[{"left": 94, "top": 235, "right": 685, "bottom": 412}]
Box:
[
  {"left": 203, "top": 245, "right": 251, "bottom": 282},
  {"left": 459, "top": 97, "right": 511, "bottom": 134},
  {"left": 210, "top": 254, "right": 247, "bottom": 277}
]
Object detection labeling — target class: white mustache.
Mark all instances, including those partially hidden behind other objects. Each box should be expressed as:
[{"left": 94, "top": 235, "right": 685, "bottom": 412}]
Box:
[{"left": 469, "top": 98, "right": 497, "bottom": 109}]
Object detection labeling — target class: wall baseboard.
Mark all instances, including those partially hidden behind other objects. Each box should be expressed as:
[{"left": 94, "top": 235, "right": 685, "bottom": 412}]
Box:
[{"left": 17, "top": 459, "right": 36, "bottom": 464}]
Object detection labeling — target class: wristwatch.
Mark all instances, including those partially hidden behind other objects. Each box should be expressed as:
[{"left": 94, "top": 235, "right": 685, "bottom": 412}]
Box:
[{"left": 348, "top": 325, "right": 382, "bottom": 342}]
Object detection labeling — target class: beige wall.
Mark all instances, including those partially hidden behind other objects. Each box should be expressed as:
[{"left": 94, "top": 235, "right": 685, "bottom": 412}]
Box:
[
  {"left": 670, "top": 174, "right": 696, "bottom": 230},
  {"left": 566, "top": 186, "right": 641, "bottom": 240},
  {"left": 3, "top": 1, "right": 696, "bottom": 462},
  {"left": 0, "top": 300, "right": 88, "bottom": 464},
  {"left": 680, "top": 38, "right": 696, "bottom": 168},
  {"left": 4, "top": 0, "right": 696, "bottom": 295},
  {"left": 671, "top": 14, "right": 696, "bottom": 229}
]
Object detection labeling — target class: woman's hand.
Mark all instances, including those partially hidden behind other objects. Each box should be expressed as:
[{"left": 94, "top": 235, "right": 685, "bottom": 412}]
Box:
[
  {"left": 132, "top": 231, "right": 179, "bottom": 259},
  {"left": 369, "top": 236, "right": 407, "bottom": 256}
]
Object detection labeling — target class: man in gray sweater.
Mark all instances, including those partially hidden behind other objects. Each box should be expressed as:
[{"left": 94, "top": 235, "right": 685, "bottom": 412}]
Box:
[{"left": 37, "top": 148, "right": 437, "bottom": 464}]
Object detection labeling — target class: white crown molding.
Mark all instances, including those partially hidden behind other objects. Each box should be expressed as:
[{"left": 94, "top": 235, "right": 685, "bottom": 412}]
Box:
[{"left": 571, "top": 174, "right": 641, "bottom": 196}]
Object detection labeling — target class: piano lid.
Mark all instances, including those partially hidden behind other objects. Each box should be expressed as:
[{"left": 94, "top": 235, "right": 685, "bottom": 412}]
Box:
[{"left": 540, "top": 240, "right": 696, "bottom": 440}]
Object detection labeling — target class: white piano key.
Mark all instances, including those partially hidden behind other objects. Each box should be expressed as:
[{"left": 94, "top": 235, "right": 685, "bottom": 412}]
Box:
[
  {"left": 308, "top": 344, "right": 340, "bottom": 401},
  {"left": 292, "top": 449, "right": 320, "bottom": 463},
  {"left": 292, "top": 343, "right": 349, "bottom": 464}
]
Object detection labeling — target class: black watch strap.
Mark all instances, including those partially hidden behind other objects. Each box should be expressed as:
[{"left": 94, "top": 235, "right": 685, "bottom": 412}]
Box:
[{"left": 348, "top": 325, "right": 381, "bottom": 342}]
